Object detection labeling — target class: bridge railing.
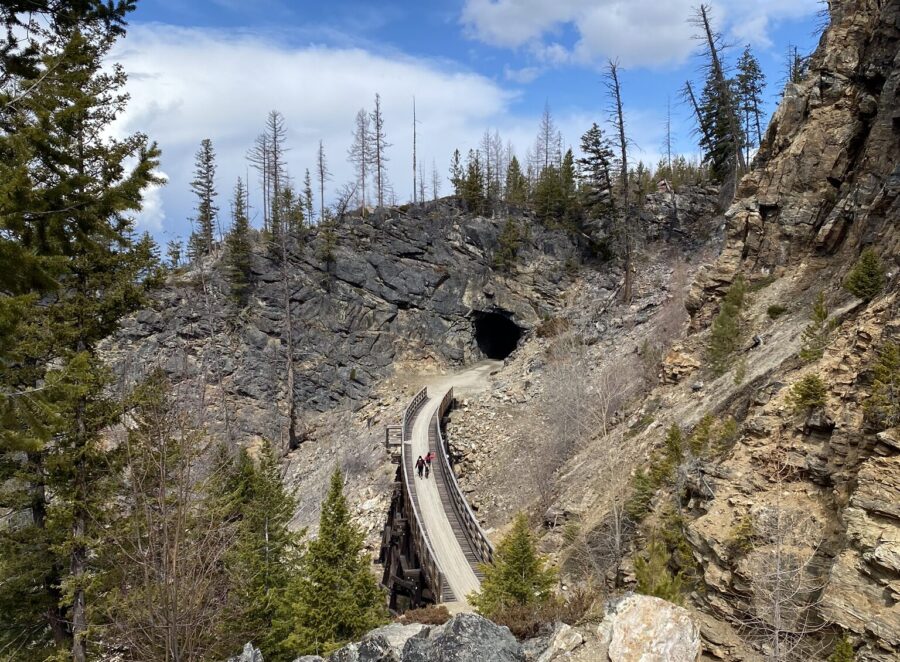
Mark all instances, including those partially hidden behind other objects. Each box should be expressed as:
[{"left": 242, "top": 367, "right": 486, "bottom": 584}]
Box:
[
  {"left": 399, "top": 387, "right": 447, "bottom": 601},
  {"left": 434, "top": 388, "right": 495, "bottom": 566}
]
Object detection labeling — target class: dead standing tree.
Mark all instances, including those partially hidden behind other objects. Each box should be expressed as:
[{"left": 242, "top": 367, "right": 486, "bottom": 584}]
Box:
[{"left": 606, "top": 60, "right": 635, "bottom": 304}]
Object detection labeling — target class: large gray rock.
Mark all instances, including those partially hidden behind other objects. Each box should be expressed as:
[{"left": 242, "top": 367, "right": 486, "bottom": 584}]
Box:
[
  {"left": 402, "top": 613, "right": 524, "bottom": 662},
  {"left": 229, "top": 643, "right": 264, "bottom": 662},
  {"left": 535, "top": 623, "right": 584, "bottom": 662},
  {"left": 598, "top": 595, "right": 701, "bottom": 662},
  {"left": 330, "top": 622, "right": 428, "bottom": 662}
]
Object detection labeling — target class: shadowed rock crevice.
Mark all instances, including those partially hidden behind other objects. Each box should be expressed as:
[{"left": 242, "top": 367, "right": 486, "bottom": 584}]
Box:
[{"left": 473, "top": 311, "right": 521, "bottom": 360}]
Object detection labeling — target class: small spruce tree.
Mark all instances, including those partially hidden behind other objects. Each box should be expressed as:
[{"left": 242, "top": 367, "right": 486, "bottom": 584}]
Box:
[
  {"left": 634, "top": 539, "right": 684, "bottom": 604},
  {"left": 828, "top": 634, "right": 855, "bottom": 662},
  {"left": 799, "top": 291, "right": 832, "bottom": 362},
  {"left": 707, "top": 275, "right": 747, "bottom": 375},
  {"left": 787, "top": 374, "right": 827, "bottom": 415},
  {"left": 470, "top": 512, "right": 556, "bottom": 618},
  {"left": 278, "top": 468, "right": 385, "bottom": 656},
  {"left": 864, "top": 340, "right": 899, "bottom": 430},
  {"left": 494, "top": 218, "right": 523, "bottom": 272},
  {"left": 844, "top": 249, "right": 885, "bottom": 302}
]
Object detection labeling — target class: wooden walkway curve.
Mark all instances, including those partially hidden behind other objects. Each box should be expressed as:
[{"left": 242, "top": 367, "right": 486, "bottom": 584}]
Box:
[{"left": 381, "top": 368, "right": 496, "bottom": 611}]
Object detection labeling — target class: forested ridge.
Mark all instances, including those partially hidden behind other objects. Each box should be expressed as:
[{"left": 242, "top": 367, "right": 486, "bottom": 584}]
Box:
[{"left": 3, "top": 1, "right": 897, "bottom": 661}]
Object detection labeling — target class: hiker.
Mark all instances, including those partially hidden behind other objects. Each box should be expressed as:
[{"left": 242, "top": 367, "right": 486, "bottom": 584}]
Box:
[
  {"left": 415, "top": 455, "right": 425, "bottom": 478},
  {"left": 424, "top": 462, "right": 430, "bottom": 479},
  {"left": 425, "top": 451, "right": 433, "bottom": 468}
]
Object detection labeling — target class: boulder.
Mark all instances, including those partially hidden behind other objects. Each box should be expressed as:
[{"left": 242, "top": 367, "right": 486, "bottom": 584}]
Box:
[
  {"left": 598, "top": 595, "right": 701, "bottom": 662},
  {"left": 536, "top": 623, "right": 584, "bottom": 662},
  {"left": 330, "top": 623, "right": 428, "bottom": 662},
  {"left": 402, "top": 613, "right": 524, "bottom": 662},
  {"left": 229, "top": 643, "right": 264, "bottom": 662}
]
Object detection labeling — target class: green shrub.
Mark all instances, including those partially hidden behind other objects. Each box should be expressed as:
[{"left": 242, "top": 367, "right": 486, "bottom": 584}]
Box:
[
  {"left": 748, "top": 274, "right": 777, "bottom": 293},
  {"left": 799, "top": 292, "right": 833, "bottom": 362},
  {"left": 864, "top": 340, "right": 900, "bottom": 430},
  {"left": 707, "top": 275, "right": 747, "bottom": 376},
  {"left": 844, "top": 248, "right": 885, "bottom": 302},
  {"left": 725, "top": 515, "right": 756, "bottom": 558},
  {"left": 767, "top": 304, "right": 788, "bottom": 319},
  {"left": 635, "top": 539, "right": 684, "bottom": 604},
  {"left": 787, "top": 374, "right": 827, "bottom": 414},
  {"left": 827, "top": 634, "right": 855, "bottom": 662},
  {"left": 659, "top": 509, "right": 702, "bottom": 589}
]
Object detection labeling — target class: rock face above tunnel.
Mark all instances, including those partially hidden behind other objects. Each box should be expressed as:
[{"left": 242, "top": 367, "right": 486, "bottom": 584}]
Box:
[{"left": 104, "top": 201, "right": 580, "bottom": 441}]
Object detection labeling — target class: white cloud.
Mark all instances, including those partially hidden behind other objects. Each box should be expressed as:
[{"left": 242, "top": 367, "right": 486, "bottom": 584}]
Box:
[
  {"left": 461, "top": 0, "right": 821, "bottom": 69},
  {"left": 503, "top": 65, "right": 543, "bottom": 84},
  {"left": 134, "top": 172, "right": 168, "bottom": 233},
  {"left": 112, "top": 24, "right": 516, "bottom": 238}
]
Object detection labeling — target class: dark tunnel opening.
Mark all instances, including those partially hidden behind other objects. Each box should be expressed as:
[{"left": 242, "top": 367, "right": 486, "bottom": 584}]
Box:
[{"left": 473, "top": 311, "right": 522, "bottom": 360}]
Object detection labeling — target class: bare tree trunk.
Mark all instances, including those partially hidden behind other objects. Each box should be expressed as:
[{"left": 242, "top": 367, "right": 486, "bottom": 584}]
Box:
[
  {"left": 607, "top": 60, "right": 633, "bottom": 304},
  {"left": 412, "top": 97, "right": 417, "bottom": 205}
]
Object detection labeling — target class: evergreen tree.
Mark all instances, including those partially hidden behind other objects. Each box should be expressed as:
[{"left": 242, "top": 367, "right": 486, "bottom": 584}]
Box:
[
  {"left": 462, "top": 149, "right": 487, "bottom": 214},
  {"left": 828, "top": 634, "right": 856, "bottom": 662},
  {"left": 559, "top": 148, "right": 579, "bottom": 221},
  {"left": 224, "top": 443, "right": 300, "bottom": 657},
  {"left": 449, "top": 148, "right": 464, "bottom": 196},
  {"left": 279, "top": 468, "right": 385, "bottom": 656},
  {"left": 225, "top": 178, "right": 253, "bottom": 305},
  {"left": 799, "top": 292, "right": 832, "bottom": 362},
  {"left": 532, "top": 165, "right": 562, "bottom": 223},
  {"left": 735, "top": 45, "right": 766, "bottom": 160},
  {"left": 504, "top": 156, "right": 528, "bottom": 205},
  {"left": 844, "top": 248, "right": 885, "bottom": 302},
  {"left": 864, "top": 341, "right": 899, "bottom": 431},
  {"left": 0, "top": 16, "right": 162, "bottom": 659},
  {"left": 189, "top": 138, "right": 218, "bottom": 258},
  {"left": 707, "top": 275, "right": 747, "bottom": 375},
  {"left": 698, "top": 71, "right": 744, "bottom": 182},
  {"left": 470, "top": 512, "right": 556, "bottom": 618},
  {"left": 494, "top": 218, "right": 523, "bottom": 272},
  {"left": 303, "top": 168, "right": 315, "bottom": 225},
  {"left": 577, "top": 123, "right": 615, "bottom": 217},
  {"left": 635, "top": 539, "right": 684, "bottom": 604},
  {"left": 166, "top": 238, "right": 183, "bottom": 268}
]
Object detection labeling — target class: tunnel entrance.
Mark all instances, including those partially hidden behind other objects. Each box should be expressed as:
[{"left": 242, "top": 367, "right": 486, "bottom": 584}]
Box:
[{"left": 473, "top": 311, "right": 522, "bottom": 360}]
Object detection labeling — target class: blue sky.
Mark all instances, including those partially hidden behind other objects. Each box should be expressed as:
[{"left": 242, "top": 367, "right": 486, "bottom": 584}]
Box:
[{"left": 117, "top": 0, "right": 824, "bottom": 243}]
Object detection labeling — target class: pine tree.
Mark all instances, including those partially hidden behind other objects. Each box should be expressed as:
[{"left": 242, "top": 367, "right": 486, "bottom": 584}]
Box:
[
  {"left": 189, "top": 138, "right": 218, "bottom": 258},
  {"left": 462, "top": 149, "right": 487, "bottom": 214},
  {"left": 224, "top": 443, "right": 300, "bottom": 657},
  {"left": 449, "top": 148, "right": 464, "bottom": 196},
  {"left": 799, "top": 292, "right": 832, "bottom": 362},
  {"left": 226, "top": 178, "right": 253, "bottom": 306},
  {"left": 559, "top": 148, "right": 579, "bottom": 222},
  {"left": 864, "top": 341, "right": 899, "bottom": 431},
  {"left": 166, "top": 238, "right": 183, "bottom": 268},
  {"left": 635, "top": 539, "right": 684, "bottom": 604},
  {"left": 303, "top": 169, "right": 315, "bottom": 225},
  {"left": 532, "top": 165, "right": 562, "bottom": 223},
  {"left": 0, "top": 17, "right": 162, "bottom": 659},
  {"left": 828, "top": 634, "right": 856, "bottom": 662},
  {"left": 844, "top": 248, "right": 885, "bottom": 302},
  {"left": 707, "top": 275, "right": 747, "bottom": 375},
  {"left": 504, "top": 156, "right": 528, "bottom": 205},
  {"left": 279, "top": 468, "right": 385, "bottom": 656},
  {"left": 470, "top": 512, "right": 556, "bottom": 617},
  {"left": 735, "top": 45, "right": 766, "bottom": 161},
  {"left": 577, "top": 123, "right": 615, "bottom": 217},
  {"left": 494, "top": 218, "right": 523, "bottom": 272}
]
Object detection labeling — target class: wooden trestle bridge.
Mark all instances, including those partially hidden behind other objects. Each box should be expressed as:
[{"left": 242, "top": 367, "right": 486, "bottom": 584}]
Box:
[{"left": 379, "top": 386, "right": 494, "bottom": 611}]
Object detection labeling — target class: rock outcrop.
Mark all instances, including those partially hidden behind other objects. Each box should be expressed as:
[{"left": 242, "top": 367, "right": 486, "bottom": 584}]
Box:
[
  {"left": 689, "top": 0, "right": 900, "bottom": 321},
  {"left": 106, "top": 201, "right": 577, "bottom": 445}
]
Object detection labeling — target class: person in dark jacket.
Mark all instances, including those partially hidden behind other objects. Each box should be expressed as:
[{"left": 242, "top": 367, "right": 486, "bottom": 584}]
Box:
[{"left": 415, "top": 456, "right": 425, "bottom": 478}]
